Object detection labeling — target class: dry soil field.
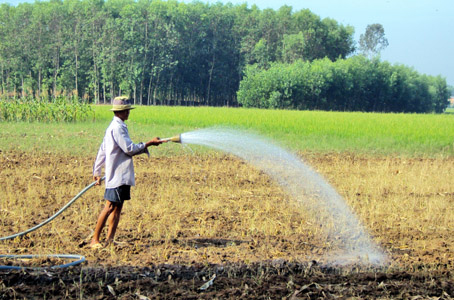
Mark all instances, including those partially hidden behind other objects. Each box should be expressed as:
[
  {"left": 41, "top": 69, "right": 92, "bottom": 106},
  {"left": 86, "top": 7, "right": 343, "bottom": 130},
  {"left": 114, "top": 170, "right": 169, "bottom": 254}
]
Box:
[{"left": 1, "top": 150, "right": 454, "bottom": 299}]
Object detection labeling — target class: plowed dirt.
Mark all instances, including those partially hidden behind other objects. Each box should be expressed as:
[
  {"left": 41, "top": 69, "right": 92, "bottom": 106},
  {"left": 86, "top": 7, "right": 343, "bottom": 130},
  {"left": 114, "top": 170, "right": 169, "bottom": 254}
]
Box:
[{"left": 1, "top": 151, "right": 453, "bottom": 299}]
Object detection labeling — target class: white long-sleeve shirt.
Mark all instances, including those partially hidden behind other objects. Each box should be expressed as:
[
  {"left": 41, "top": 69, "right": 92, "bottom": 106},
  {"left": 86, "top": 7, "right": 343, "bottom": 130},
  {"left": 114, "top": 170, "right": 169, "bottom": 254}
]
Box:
[{"left": 93, "top": 116, "right": 149, "bottom": 188}]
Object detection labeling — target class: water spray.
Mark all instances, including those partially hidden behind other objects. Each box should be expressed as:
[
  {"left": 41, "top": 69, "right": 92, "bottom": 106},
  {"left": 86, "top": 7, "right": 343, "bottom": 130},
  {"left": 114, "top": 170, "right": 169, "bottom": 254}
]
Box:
[{"left": 165, "top": 128, "right": 387, "bottom": 266}]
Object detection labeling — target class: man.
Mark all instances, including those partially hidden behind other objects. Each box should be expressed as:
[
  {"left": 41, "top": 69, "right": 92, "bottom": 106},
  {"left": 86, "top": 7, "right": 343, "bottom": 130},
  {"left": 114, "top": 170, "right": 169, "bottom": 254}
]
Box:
[{"left": 90, "top": 96, "right": 164, "bottom": 248}]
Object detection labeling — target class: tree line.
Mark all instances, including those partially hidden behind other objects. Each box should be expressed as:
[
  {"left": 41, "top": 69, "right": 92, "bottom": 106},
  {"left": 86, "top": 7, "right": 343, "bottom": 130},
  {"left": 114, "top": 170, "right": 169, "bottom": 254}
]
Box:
[
  {"left": 238, "top": 57, "right": 449, "bottom": 113},
  {"left": 0, "top": 0, "right": 449, "bottom": 112},
  {"left": 0, "top": 0, "right": 354, "bottom": 107}
]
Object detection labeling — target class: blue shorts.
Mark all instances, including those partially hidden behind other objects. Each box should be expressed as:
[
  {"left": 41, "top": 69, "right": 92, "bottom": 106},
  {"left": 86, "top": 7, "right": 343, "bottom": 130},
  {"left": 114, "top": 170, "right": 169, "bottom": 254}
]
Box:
[{"left": 104, "top": 185, "right": 131, "bottom": 204}]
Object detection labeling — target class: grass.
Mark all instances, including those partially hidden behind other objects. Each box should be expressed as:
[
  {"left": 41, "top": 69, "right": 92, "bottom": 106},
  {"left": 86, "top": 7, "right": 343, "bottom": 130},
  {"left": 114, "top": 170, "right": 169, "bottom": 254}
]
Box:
[
  {"left": 445, "top": 107, "right": 454, "bottom": 114},
  {"left": 1, "top": 105, "right": 454, "bottom": 157}
]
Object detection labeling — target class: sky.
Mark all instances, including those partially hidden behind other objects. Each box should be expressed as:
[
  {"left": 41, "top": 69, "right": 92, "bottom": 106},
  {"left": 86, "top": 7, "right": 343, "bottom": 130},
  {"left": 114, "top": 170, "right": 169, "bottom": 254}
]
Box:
[{"left": 3, "top": 0, "right": 453, "bottom": 87}]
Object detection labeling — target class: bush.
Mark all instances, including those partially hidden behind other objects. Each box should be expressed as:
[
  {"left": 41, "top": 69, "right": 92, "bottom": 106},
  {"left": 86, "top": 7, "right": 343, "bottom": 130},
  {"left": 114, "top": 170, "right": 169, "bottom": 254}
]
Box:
[{"left": 237, "top": 56, "right": 449, "bottom": 113}]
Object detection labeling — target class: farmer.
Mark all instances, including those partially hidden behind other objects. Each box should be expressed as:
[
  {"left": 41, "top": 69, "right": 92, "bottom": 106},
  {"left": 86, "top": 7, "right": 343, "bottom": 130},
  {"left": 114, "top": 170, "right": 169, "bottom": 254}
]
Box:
[{"left": 90, "top": 96, "right": 164, "bottom": 248}]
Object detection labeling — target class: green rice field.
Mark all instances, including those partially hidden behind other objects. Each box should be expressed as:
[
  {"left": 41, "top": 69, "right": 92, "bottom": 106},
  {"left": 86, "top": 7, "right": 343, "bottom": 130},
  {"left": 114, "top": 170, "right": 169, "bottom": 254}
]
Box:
[{"left": 1, "top": 105, "right": 453, "bottom": 157}]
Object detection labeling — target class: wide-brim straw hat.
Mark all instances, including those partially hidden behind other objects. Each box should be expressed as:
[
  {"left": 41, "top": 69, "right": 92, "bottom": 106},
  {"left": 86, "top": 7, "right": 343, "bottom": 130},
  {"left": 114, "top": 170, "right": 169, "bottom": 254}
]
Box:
[{"left": 110, "top": 96, "right": 135, "bottom": 111}]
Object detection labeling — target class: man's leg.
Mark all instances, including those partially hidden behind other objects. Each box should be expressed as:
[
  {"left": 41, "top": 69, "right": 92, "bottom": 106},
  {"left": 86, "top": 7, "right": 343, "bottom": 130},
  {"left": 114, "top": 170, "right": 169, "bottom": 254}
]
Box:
[
  {"left": 105, "top": 202, "right": 123, "bottom": 244},
  {"left": 90, "top": 201, "right": 116, "bottom": 246}
]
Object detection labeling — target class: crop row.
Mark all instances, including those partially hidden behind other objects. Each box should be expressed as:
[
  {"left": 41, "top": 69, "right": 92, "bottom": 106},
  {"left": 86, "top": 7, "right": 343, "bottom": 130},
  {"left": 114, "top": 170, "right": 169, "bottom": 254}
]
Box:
[{"left": 0, "top": 97, "right": 93, "bottom": 122}]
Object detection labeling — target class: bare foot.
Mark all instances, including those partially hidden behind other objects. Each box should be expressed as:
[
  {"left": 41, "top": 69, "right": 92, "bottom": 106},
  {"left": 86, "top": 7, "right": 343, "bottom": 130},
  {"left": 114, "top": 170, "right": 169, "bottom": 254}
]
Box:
[
  {"left": 105, "top": 240, "right": 127, "bottom": 247},
  {"left": 89, "top": 241, "right": 103, "bottom": 249}
]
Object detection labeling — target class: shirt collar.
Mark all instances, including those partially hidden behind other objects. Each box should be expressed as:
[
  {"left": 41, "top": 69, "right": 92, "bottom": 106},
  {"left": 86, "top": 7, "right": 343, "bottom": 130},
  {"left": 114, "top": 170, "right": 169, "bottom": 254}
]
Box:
[{"left": 113, "top": 116, "right": 126, "bottom": 125}]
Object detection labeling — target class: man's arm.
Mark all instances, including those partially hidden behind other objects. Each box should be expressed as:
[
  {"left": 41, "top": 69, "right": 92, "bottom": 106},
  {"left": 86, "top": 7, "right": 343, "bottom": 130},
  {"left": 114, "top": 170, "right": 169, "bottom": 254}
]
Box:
[
  {"left": 114, "top": 126, "right": 164, "bottom": 156},
  {"left": 93, "top": 141, "right": 106, "bottom": 181},
  {"left": 145, "top": 137, "right": 164, "bottom": 147}
]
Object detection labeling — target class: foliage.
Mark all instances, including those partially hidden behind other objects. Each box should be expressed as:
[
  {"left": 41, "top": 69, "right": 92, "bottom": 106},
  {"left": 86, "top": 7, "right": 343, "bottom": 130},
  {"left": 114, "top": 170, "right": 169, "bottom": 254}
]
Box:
[
  {"left": 448, "top": 85, "right": 454, "bottom": 97},
  {"left": 0, "top": 0, "right": 355, "bottom": 107},
  {"left": 0, "top": 1, "right": 447, "bottom": 112},
  {"left": 358, "top": 23, "right": 389, "bottom": 58},
  {"left": 237, "top": 56, "right": 450, "bottom": 113},
  {"left": 0, "top": 96, "right": 93, "bottom": 122}
]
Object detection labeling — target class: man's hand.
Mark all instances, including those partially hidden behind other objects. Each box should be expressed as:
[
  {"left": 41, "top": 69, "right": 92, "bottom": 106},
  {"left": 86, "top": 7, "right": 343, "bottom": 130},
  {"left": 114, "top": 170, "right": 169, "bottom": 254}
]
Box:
[
  {"left": 145, "top": 137, "right": 165, "bottom": 147},
  {"left": 93, "top": 176, "right": 102, "bottom": 186}
]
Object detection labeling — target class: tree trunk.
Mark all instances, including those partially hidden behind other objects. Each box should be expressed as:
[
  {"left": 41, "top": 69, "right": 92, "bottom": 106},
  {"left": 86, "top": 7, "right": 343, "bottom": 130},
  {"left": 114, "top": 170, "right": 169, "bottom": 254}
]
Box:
[
  {"left": 153, "top": 73, "right": 160, "bottom": 106},
  {"left": 103, "top": 81, "right": 106, "bottom": 104},
  {"left": 75, "top": 47, "right": 79, "bottom": 97},
  {"left": 92, "top": 47, "right": 98, "bottom": 104},
  {"left": 147, "top": 76, "right": 152, "bottom": 106},
  {"left": 38, "top": 69, "right": 41, "bottom": 98},
  {"left": 140, "top": 21, "right": 148, "bottom": 105},
  {"left": 133, "top": 85, "right": 137, "bottom": 105},
  {"left": 21, "top": 75, "right": 24, "bottom": 98},
  {"left": 13, "top": 74, "right": 16, "bottom": 98},
  {"left": 207, "top": 52, "right": 216, "bottom": 106},
  {"left": 53, "top": 47, "right": 60, "bottom": 99},
  {"left": 1, "top": 63, "right": 4, "bottom": 96}
]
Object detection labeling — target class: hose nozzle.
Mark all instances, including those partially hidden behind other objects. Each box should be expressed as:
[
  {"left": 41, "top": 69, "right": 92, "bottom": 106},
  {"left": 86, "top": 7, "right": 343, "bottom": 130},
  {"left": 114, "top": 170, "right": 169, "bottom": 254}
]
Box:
[{"left": 161, "top": 134, "right": 181, "bottom": 143}]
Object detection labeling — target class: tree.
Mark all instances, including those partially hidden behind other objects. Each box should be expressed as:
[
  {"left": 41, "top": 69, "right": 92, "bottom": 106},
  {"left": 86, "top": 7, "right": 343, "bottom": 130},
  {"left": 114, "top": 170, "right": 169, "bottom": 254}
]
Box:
[
  {"left": 237, "top": 56, "right": 449, "bottom": 113},
  {"left": 427, "top": 75, "right": 450, "bottom": 113},
  {"left": 448, "top": 85, "right": 454, "bottom": 97},
  {"left": 281, "top": 32, "right": 305, "bottom": 63},
  {"left": 0, "top": 1, "right": 365, "bottom": 106},
  {"left": 359, "top": 23, "right": 388, "bottom": 58}
]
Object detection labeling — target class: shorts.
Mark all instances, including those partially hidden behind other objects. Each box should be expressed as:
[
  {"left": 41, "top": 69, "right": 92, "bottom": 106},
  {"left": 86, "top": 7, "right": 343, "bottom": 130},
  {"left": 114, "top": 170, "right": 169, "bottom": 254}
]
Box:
[{"left": 104, "top": 185, "right": 131, "bottom": 204}]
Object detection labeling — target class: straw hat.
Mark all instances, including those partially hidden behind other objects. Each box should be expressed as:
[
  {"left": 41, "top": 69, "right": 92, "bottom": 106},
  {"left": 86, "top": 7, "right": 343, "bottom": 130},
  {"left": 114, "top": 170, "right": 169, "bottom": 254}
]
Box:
[{"left": 110, "top": 96, "right": 135, "bottom": 111}]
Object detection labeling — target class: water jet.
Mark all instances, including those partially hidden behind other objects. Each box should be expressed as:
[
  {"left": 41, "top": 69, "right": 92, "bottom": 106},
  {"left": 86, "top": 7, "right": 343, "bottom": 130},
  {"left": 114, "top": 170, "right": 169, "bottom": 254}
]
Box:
[{"left": 167, "top": 127, "right": 387, "bottom": 265}]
